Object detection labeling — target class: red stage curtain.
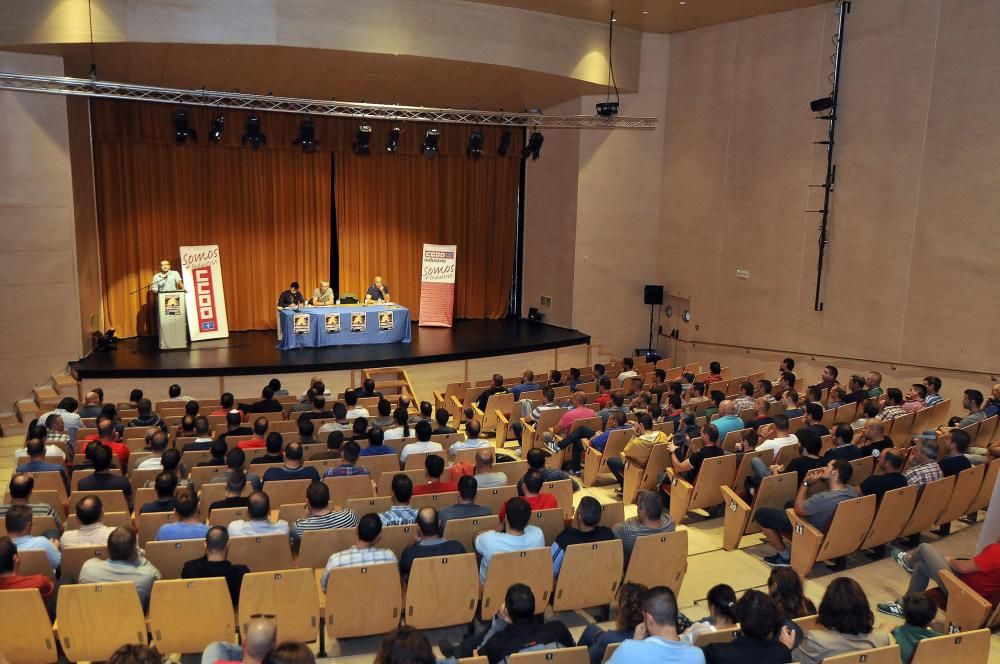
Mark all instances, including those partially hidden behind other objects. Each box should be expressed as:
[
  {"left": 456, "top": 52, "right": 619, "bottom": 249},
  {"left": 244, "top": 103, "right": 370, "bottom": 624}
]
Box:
[{"left": 91, "top": 101, "right": 519, "bottom": 336}]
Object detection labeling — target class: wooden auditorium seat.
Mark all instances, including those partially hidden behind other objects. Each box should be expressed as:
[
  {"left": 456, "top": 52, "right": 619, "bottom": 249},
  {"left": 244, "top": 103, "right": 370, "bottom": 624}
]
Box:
[
  {"left": 552, "top": 539, "right": 624, "bottom": 612},
  {"left": 667, "top": 453, "right": 739, "bottom": 524},
  {"left": 787, "top": 494, "right": 876, "bottom": 577},
  {"left": 324, "top": 562, "right": 402, "bottom": 638},
  {"left": 56, "top": 581, "right": 148, "bottom": 663},
  {"left": 404, "top": 552, "right": 480, "bottom": 629},
  {"left": 239, "top": 568, "right": 322, "bottom": 644},
  {"left": 227, "top": 534, "right": 294, "bottom": 572},
  {"left": 145, "top": 538, "right": 205, "bottom": 579},
  {"left": 481, "top": 548, "right": 552, "bottom": 620},
  {"left": 0, "top": 588, "right": 58, "bottom": 664},
  {"left": 148, "top": 577, "right": 236, "bottom": 654}
]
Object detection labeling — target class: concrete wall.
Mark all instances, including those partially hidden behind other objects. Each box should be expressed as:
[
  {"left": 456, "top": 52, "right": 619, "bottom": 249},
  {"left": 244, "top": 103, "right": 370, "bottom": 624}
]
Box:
[{"left": 0, "top": 51, "right": 81, "bottom": 409}]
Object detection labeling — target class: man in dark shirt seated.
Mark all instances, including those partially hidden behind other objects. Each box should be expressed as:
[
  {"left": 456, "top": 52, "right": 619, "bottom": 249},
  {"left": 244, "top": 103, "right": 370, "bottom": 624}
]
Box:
[
  {"left": 182, "top": 526, "right": 249, "bottom": 606},
  {"left": 196, "top": 440, "right": 229, "bottom": 467},
  {"left": 261, "top": 442, "right": 321, "bottom": 483},
  {"left": 206, "top": 448, "right": 264, "bottom": 492},
  {"left": 843, "top": 375, "right": 870, "bottom": 404},
  {"left": 550, "top": 497, "right": 614, "bottom": 575},
  {"left": 250, "top": 433, "right": 285, "bottom": 466},
  {"left": 856, "top": 419, "right": 893, "bottom": 457},
  {"left": 139, "top": 471, "right": 178, "bottom": 514},
  {"left": 276, "top": 281, "right": 305, "bottom": 308},
  {"left": 433, "top": 408, "right": 458, "bottom": 434},
  {"left": 217, "top": 412, "right": 252, "bottom": 445},
  {"left": 476, "top": 374, "right": 509, "bottom": 411},
  {"left": 746, "top": 429, "right": 825, "bottom": 499},
  {"left": 799, "top": 402, "right": 830, "bottom": 438},
  {"left": 360, "top": 378, "right": 383, "bottom": 400},
  {"left": 311, "top": 431, "right": 345, "bottom": 461},
  {"left": 250, "top": 386, "right": 283, "bottom": 413},
  {"left": 77, "top": 443, "right": 133, "bottom": 509},
  {"left": 182, "top": 417, "right": 215, "bottom": 452},
  {"left": 823, "top": 425, "right": 864, "bottom": 463},
  {"left": 860, "top": 449, "right": 907, "bottom": 504},
  {"left": 398, "top": 507, "right": 465, "bottom": 581},
  {"left": 939, "top": 429, "right": 973, "bottom": 478},
  {"left": 15, "top": 439, "right": 68, "bottom": 490},
  {"left": 209, "top": 473, "right": 251, "bottom": 513},
  {"left": 298, "top": 396, "right": 333, "bottom": 423}
]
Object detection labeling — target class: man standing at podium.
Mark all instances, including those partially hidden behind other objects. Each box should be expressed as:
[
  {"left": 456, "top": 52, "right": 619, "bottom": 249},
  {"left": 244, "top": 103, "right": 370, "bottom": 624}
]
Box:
[
  {"left": 151, "top": 259, "right": 184, "bottom": 293},
  {"left": 364, "top": 276, "right": 390, "bottom": 304}
]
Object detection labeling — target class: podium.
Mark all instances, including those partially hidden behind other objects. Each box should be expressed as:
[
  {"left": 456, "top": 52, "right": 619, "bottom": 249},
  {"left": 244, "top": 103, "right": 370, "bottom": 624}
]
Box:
[{"left": 157, "top": 291, "right": 188, "bottom": 350}]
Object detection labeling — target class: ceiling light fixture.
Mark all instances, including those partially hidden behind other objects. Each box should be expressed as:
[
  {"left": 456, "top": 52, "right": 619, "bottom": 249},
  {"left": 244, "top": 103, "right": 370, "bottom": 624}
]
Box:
[
  {"left": 422, "top": 128, "right": 440, "bottom": 158},
  {"left": 208, "top": 113, "right": 224, "bottom": 142},
  {"left": 172, "top": 108, "right": 197, "bottom": 143},
  {"left": 386, "top": 126, "right": 401, "bottom": 153},
  {"left": 353, "top": 124, "right": 372, "bottom": 155},
  {"left": 521, "top": 130, "right": 544, "bottom": 160},
  {"left": 292, "top": 118, "right": 319, "bottom": 153},
  {"left": 467, "top": 127, "right": 484, "bottom": 159},
  {"left": 242, "top": 113, "right": 266, "bottom": 150}
]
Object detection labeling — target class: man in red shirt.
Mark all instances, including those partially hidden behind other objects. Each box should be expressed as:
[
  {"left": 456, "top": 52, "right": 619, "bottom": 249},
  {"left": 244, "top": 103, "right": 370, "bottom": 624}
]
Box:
[
  {"left": 209, "top": 392, "right": 249, "bottom": 420},
  {"left": 237, "top": 417, "right": 270, "bottom": 450},
  {"left": 593, "top": 377, "right": 614, "bottom": 409},
  {"left": 499, "top": 469, "right": 558, "bottom": 522},
  {"left": 878, "top": 537, "right": 1000, "bottom": 617},
  {"left": 412, "top": 455, "right": 458, "bottom": 496},
  {"left": 88, "top": 418, "right": 129, "bottom": 469},
  {"left": 0, "top": 536, "right": 55, "bottom": 601}
]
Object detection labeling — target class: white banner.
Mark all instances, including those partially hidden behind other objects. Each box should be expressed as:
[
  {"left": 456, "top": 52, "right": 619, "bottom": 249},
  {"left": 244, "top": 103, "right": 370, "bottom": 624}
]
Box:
[
  {"left": 179, "top": 244, "right": 230, "bottom": 341},
  {"left": 419, "top": 243, "right": 457, "bottom": 327}
]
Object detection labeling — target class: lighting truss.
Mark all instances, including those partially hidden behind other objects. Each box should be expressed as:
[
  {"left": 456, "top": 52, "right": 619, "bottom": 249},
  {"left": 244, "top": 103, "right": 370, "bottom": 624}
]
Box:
[{"left": 0, "top": 72, "right": 657, "bottom": 130}]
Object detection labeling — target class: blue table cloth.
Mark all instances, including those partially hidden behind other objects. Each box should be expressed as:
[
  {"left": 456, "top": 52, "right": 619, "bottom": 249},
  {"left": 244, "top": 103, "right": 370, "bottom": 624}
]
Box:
[{"left": 277, "top": 305, "right": 412, "bottom": 349}]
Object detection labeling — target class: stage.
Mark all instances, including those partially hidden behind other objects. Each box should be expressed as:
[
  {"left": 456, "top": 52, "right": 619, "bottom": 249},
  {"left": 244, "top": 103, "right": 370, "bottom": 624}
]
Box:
[{"left": 69, "top": 319, "right": 590, "bottom": 402}]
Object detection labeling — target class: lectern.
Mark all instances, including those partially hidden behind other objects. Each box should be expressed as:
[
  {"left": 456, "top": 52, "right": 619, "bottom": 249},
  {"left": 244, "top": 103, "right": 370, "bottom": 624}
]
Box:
[{"left": 157, "top": 291, "right": 188, "bottom": 350}]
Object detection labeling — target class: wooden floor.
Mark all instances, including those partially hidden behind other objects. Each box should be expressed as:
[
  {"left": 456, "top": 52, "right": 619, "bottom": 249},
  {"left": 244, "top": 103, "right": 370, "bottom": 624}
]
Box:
[{"left": 3, "top": 433, "right": 999, "bottom": 663}]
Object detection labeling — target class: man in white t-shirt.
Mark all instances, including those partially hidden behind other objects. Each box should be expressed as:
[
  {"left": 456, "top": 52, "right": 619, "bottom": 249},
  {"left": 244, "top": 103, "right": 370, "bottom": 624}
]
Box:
[
  {"left": 136, "top": 432, "right": 170, "bottom": 470},
  {"left": 448, "top": 420, "right": 491, "bottom": 456},
  {"left": 755, "top": 414, "right": 798, "bottom": 455},
  {"left": 399, "top": 421, "right": 443, "bottom": 465}
]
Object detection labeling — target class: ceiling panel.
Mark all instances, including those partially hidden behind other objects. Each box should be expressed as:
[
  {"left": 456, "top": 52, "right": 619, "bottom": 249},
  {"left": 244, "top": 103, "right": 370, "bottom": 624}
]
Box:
[{"left": 464, "top": 0, "right": 831, "bottom": 33}]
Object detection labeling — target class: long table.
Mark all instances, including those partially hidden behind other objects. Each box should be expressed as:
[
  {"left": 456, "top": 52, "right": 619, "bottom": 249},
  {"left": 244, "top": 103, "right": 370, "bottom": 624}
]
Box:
[{"left": 277, "top": 304, "right": 412, "bottom": 350}]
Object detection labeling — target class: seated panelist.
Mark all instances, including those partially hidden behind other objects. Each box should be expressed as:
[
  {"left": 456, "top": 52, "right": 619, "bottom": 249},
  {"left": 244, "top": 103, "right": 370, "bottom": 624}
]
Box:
[
  {"left": 277, "top": 281, "right": 305, "bottom": 309},
  {"left": 312, "top": 280, "right": 335, "bottom": 305},
  {"left": 364, "top": 275, "right": 391, "bottom": 304}
]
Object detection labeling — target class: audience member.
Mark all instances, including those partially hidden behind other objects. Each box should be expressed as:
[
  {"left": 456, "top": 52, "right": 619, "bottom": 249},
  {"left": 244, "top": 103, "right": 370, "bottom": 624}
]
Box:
[
  {"left": 262, "top": 442, "right": 321, "bottom": 483},
  {"left": 227, "top": 491, "right": 289, "bottom": 537},
  {"left": 472, "top": 448, "right": 509, "bottom": 489},
  {"left": 475, "top": 497, "right": 545, "bottom": 584},
  {"left": 251, "top": 386, "right": 283, "bottom": 413},
  {"left": 813, "top": 366, "right": 839, "bottom": 391},
  {"left": 413, "top": 454, "right": 458, "bottom": 495},
  {"left": 859, "top": 450, "right": 907, "bottom": 504},
  {"left": 311, "top": 430, "right": 345, "bottom": 461},
  {"left": 139, "top": 471, "right": 179, "bottom": 514},
  {"left": 501, "top": 469, "right": 557, "bottom": 522},
  {"left": 607, "top": 586, "right": 704, "bottom": 664},
  {"left": 208, "top": 472, "right": 251, "bottom": 512},
  {"left": 518, "top": 448, "right": 575, "bottom": 493},
  {"left": 437, "top": 476, "right": 492, "bottom": 532},
  {"left": 703, "top": 590, "right": 793, "bottom": 664},
  {"left": 448, "top": 419, "right": 491, "bottom": 455},
  {"left": 320, "top": 514, "right": 397, "bottom": 591},
  {"left": 887, "top": 592, "right": 941, "bottom": 664},
  {"left": 360, "top": 426, "right": 396, "bottom": 456},
  {"left": 379, "top": 474, "right": 419, "bottom": 525},
  {"left": 202, "top": 614, "right": 277, "bottom": 664},
  {"left": 550, "top": 497, "right": 613, "bottom": 575},
  {"left": 79, "top": 526, "right": 161, "bottom": 610},
  {"left": 399, "top": 507, "right": 465, "bottom": 580},
  {"left": 0, "top": 535, "right": 54, "bottom": 600},
  {"left": 206, "top": 448, "right": 264, "bottom": 491},
  {"left": 577, "top": 582, "right": 647, "bottom": 664},
  {"left": 680, "top": 584, "right": 737, "bottom": 645},
  {"left": 292, "top": 481, "right": 359, "bottom": 542},
  {"left": 792, "top": 578, "right": 889, "bottom": 664},
  {"left": 938, "top": 429, "right": 973, "bottom": 477},
  {"left": 613, "top": 491, "right": 675, "bottom": 563},
  {"left": 15, "top": 438, "right": 68, "bottom": 488},
  {"left": 822, "top": 425, "right": 863, "bottom": 463},
  {"left": 904, "top": 440, "right": 943, "bottom": 487},
  {"left": 156, "top": 488, "right": 210, "bottom": 541},
  {"left": 181, "top": 526, "right": 249, "bottom": 605},
  {"left": 476, "top": 374, "right": 509, "bottom": 411},
  {"left": 4, "top": 505, "right": 60, "bottom": 571},
  {"left": 62, "top": 494, "right": 116, "bottom": 546},
  {"left": 400, "top": 420, "right": 443, "bottom": 465},
  {"left": 129, "top": 398, "right": 166, "bottom": 431},
  {"left": 251, "top": 432, "right": 285, "bottom": 465},
  {"left": 108, "top": 644, "right": 162, "bottom": 664},
  {"left": 767, "top": 567, "right": 816, "bottom": 619},
  {"left": 238, "top": 417, "right": 270, "bottom": 450},
  {"left": 324, "top": 440, "right": 370, "bottom": 476}
]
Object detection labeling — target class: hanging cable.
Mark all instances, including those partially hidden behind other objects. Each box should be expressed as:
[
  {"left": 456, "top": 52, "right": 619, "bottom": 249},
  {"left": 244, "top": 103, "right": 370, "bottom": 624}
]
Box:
[
  {"left": 87, "top": 0, "right": 98, "bottom": 80},
  {"left": 597, "top": 11, "right": 621, "bottom": 117}
]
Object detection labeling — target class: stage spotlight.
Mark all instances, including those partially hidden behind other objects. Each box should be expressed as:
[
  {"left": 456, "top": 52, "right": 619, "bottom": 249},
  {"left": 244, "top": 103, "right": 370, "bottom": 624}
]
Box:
[
  {"left": 422, "top": 128, "right": 439, "bottom": 158},
  {"left": 521, "top": 130, "right": 544, "bottom": 160},
  {"left": 208, "top": 113, "right": 224, "bottom": 142},
  {"left": 293, "top": 118, "right": 319, "bottom": 153},
  {"left": 173, "top": 108, "right": 197, "bottom": 143},
  {"left": 353, "top": 125, "right": 372, "bottom": 155},
  {"left": 386, "top": 126, "right": 401, "bottom": 153},
  {"left": 467, "top": 127, "right": 484, "bottom": 160},
  {"left": 242, "top": 113, "right": 266, "bottom": 150},
  {"left": 810, "top": 96, "right": 834, "bottom": 112},
  {"left": 497, "top": 129, "right": 511, "bottom": 156}
]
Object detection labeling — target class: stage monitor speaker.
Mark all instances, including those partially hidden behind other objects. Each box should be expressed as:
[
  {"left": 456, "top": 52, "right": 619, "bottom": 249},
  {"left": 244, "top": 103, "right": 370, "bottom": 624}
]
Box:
[{"left": 643, "top": 285, "right": 664, "bottom": 306}]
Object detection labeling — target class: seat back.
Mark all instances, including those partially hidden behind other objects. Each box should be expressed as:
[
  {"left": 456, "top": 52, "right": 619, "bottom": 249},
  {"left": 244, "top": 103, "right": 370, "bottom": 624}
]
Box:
[
  {"left": 356, "top": 454, "right": 401, "bottom": 480},
  {"left": 321, "top": 474, "right": 374, "bottom": 508},
  {"left": 405, "top": 553, "right": 481, "bottom": 629},
  {"left": 0, "top": 588, "right": 58, "bottom": 664},
  {"left": 145, "top": 538, "right": 206, "bottom": 579},
  {"left": 16, "top": 549, "right": 55, "bottom": 580},
  {"left": 69, "top": 489, "right": 129, "bottom": 515},
  {"left": 61, "top": 545, "right": 109, "bottom": 583},
  {"left": 847, "top": 456, "right": 875, "bottom": 486},
  {"left": 732, "top": 449, "right": 773, "bottom": 492},
  {"left": 346, "top": 496, "right": 393, "bottom": 515},
  {"left": 624, "top": 530, "right": 687, "bottom": 596},
  {"left": 936, "top": 464, "right": 986, "bottom": 526},
  {"left": 693, "top": 626, "right": 740, "bottom": 647},
  {"left": 442, "top": 515, "right": 501, "bottom": 552},
  {"left": 26, "top": 471, "right": 68, "bottom": 501},
  {"left": 411, "top": 491, "right": 460, "bottom": 510},
  {"left": 56, "top": 581, "right": 148, "bottom": 663},
  {"left": 688, "top": 452, "right": 739, "bottom": 510},
  {"left": 149, "top": 577, "right": 236, "bottom": 654},
  {"left": 239, "top": 568, "right": 322, "bottom": 643},
  {"left": 909, "top": 629, "right": 990, "bottom": 664},
  {"left": 975, "top": 416, "right": 999, "bottom": 448},
  {"left": 378, "top": 523, "right": 419, "bottom": 558},
  {"left": 137, "top": 511, "right": 178, "bottom": 546},
  {"left": 377, "top": 469, "right": 426, "bottom": 496},
  {"left": 294, "top": 528, "right": 356, "bottom": 569},
  {"left": 478, "top": 485, "right": 519, "bottom": 514},
  {"left": 531, "top": 508, "right": 567, "bottom": 544},
  {"left": 860, "top": 485, "right": 919, "bottom": 550},
  {"left": 208, "top": 506, "right": 249, "bottom": 528},
  {"left": 814, "top": 494, "right": 877, "bottom": 561},
  {"left": 325, "top": 562, "right": 402, "bottom": 638},
  {"left": 552, "top": 539, "right": 624, "bottom": 612},
  {"left": 968, "top": 458, "right": 1000, "bottom": 514},
  {"left": 481, "top": 547, "right": 553, "bottom": 620},
  {"left": 598, "top": 501, "right": 625, "bottom": 529},
  {"left": 404, "top": 450, "right": 449, "bottom": 471},
  {"left": 261, "top": 478, "right": 311, "bottom": 508},
  {"left": 543, "top": 479, "right": 575, "bottom": 519},
  {"left": 820, "top": 645, "right": 901, "bottom": 664},
  {"left": 774, "top": 444, "right": 800, "bottom": 468},
  {"left": 65, "top": 511, "right": 131, "bottom": 531},
  {"left": 508, "top": 646, "right": 590, "bottom": 663},
  {"left": 227, "top": 534, "right": 294, "bottom": 571},
  {"left": 900, "top": 475, "right": 956, "bottom": 537}
]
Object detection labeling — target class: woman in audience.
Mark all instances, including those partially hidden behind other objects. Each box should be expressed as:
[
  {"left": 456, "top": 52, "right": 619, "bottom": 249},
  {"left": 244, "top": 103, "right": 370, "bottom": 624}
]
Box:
[
  {"left": 768, "top": 568, "right": 815, "bottom": 619},
  {"left": 792, "top": 578, "right": 890, "bottom": 664},
  {"left": 703, "top": 590, "right": 793, "bottom": 664},
  {"left": 382, "top": 407, "right": 411, "bottom": 441},
  {"left": 375, "top": 625, "right": 436, "bottom": 664},
  {"left": 680, "top": 583, "right": 737, "bottom": 644},
  {"left": 577, "top": 582, "right": 647, "bottom": 664},
  {"left": 264, "top": 642, "right": 316, "bottom": 664}
]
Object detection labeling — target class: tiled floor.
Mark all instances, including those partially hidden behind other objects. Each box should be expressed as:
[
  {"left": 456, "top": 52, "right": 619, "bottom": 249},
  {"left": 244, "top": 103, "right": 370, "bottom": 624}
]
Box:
[{"left": 2, "top": 433, "right": 998, "bottom": 662}]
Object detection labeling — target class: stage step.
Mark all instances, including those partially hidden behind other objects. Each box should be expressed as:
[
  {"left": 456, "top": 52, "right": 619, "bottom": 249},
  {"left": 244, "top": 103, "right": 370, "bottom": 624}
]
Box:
[
  {"left": 52, "top": 372, "right": 78, "bottom": 394},
  {"left": 15, "top": 399, "right": 40, "bottom": 424},
  {"left": 33, "top": 384, "right": 61, "bottom": 409},
  {"left": 0, "top": 412, "right": 26, "bottom": 437}
]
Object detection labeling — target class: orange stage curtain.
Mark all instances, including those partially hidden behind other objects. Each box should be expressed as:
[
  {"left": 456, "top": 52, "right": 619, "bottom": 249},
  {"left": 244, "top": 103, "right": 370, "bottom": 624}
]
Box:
[
  {"left": 92, "top": 101, "right": 519, "bottom": 336},
  {"left": 332, "top": 122, "right": 519, "bottom": 320}
]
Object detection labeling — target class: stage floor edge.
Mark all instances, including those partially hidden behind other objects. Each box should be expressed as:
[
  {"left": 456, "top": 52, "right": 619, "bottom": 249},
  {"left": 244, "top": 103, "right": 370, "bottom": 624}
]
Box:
[{"left": 70, "top": 318, "right": 591, "bottom": 379}]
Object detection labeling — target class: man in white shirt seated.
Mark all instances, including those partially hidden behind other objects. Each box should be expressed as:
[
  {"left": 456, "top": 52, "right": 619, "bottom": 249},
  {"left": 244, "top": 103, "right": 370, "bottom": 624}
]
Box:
[
  {"left": 227, "top": 491, "right": 289, "bottom": 537},
  {"left": 474, "top": 497, "right": 546, "bottom": 584},
  {"left": 136, "top": 431, "right": 170, "bottom": 471},
  {"left": 399, "top": 420, "right": 443, "bottom": 465},
  {"left": 61, "top": 495, "right": 116, "bottom": 547},
  {"left": 448, "top": 420, "right": 490, "bottom": 457},
  {"left": 343, "top": 389, "right": 371, "bottom": 419},
  {"left": 616, "top": 357, "right": 638, "bottom": 386},
  {"left": 755, "top": 414, "right": 798, "bottom": 454}
]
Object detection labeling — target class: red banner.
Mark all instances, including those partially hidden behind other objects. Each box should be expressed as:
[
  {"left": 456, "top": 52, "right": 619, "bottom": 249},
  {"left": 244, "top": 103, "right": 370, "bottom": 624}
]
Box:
[{"left": 418, "top": 243, "right": 457, "bottom": 327}]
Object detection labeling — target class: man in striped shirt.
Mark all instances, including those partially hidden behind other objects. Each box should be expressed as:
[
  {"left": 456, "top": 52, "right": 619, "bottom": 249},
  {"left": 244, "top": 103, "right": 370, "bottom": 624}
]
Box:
[
  {"left": 320, "top": 513, "right": 397, "bottom": 591},
  {"left": 292, "top": 481, "right": 358, "bottom": 543},
  {"left": 0, "top": 474, "right": 61, "bottom": 531},
  {"left": 923, "top": 376, "right": 944, "bottom": 406}
]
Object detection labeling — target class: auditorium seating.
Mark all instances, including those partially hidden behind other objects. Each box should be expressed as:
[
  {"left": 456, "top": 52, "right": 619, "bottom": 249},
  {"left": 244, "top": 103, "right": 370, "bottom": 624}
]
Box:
[
  {"left": 787, "top": 495, "right": 877, "bottom": 576},
  {"left": 148, "top": 577, "right": 235, "bottom": 654}
]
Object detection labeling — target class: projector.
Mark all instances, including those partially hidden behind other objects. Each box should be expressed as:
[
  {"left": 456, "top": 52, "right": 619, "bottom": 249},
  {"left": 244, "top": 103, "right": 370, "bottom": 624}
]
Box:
[{"left": 596, "top": 101, "right": 619, "bottom": 117}]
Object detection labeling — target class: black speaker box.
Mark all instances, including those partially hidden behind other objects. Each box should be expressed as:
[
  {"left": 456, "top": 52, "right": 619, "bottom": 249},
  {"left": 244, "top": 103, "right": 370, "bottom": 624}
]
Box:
[{"left": 643, "top": 285, "right": 664, "bottom": 305}]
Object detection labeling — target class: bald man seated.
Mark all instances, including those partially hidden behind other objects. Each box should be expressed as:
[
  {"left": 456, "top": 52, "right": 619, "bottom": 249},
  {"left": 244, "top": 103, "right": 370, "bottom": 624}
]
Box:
[
  {"left": 200, "top": 614, "right": 276, "bottom": 664},
  {"left": 364, "top": 275, "right": 391, "bottom": 304}
]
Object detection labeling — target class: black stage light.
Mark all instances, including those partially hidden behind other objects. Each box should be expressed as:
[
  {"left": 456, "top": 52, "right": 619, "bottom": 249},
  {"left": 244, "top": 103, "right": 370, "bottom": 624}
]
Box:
[
  {"left": 810, "top": 96, "right": 834, "bottom": 112},
  {"left": 242, "top": 113, "right": 266, "bottom": 150},
  {"left": 521, "top": 130, "right": 544, "bottom": 160},
  {"left": 353, "top": 125, "right": 372, "bottom": 155},
  {"left": 386, "top": 126, "right": 401, "bottom": 153},
  {"left": 173, "top": 108, "right": 197, "bottom": 143},
  {"left": 497, "top": 129, "right": 511, "bottom": 156},
  {"left": 208, "top": 113, "right": 224, "bottom": 142},
  {"left": 467, "top": 127, "right": 484, "bottom": 159},
  {"left": 293, "top": 118, "right": 319, "bottom": 153},
  {"left": 422, "top": 128, "right": 439, "bottom": 158}
]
